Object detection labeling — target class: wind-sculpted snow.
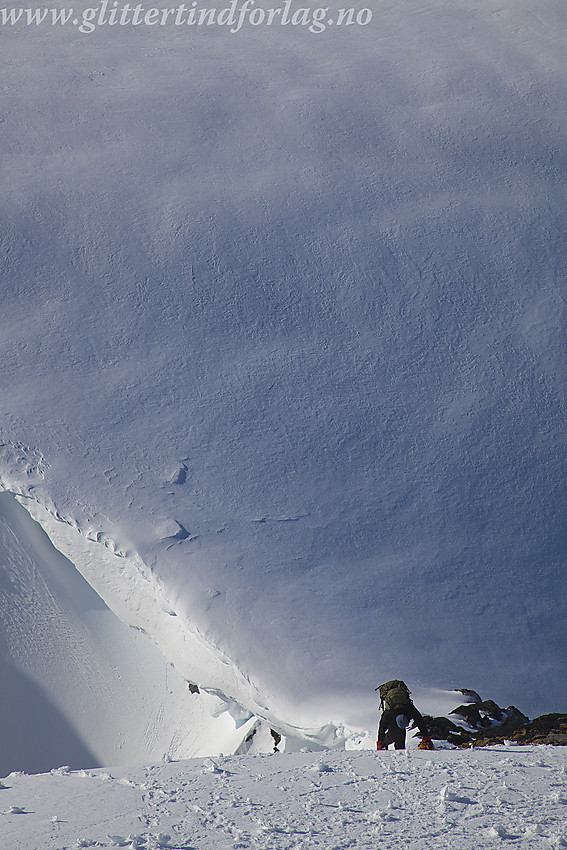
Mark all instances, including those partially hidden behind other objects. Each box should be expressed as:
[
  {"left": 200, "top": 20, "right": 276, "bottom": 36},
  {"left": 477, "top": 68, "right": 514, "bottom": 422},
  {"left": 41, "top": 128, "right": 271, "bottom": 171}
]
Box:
[
  {"left": 0, "top": 489, "right": 359, "bottom": 770},
  {"left": 0, "top": 492, "right": 266, "bottom": 774},
  {"left": 1, "top": 0, "right": 567, "bottom": 765}
]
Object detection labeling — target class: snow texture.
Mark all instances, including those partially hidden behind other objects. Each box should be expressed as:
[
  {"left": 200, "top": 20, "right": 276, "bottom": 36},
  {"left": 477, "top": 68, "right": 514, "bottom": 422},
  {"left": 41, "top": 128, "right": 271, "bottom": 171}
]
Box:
[
  {"left": 2, "top": 746, "right": 567, "bottom": 849},
  {"left": 1, "top": 0, "right": 567, "bottom": 768},
  {"left": 0, "top": 492, "right": 255, "bottom": 775}
]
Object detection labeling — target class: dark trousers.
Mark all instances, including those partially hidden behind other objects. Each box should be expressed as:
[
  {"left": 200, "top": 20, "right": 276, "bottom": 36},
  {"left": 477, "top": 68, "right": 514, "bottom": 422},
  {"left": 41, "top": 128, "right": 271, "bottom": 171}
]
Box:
[{"left": 378, "top": 709, "right": 406, "bottom": 749}]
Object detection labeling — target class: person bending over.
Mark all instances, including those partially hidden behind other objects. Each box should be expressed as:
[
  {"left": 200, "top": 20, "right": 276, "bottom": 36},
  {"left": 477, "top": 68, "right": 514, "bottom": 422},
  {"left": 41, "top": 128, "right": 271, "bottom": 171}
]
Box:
[{"left": 375, "top": 680, "right": 433, "bottom": 750}]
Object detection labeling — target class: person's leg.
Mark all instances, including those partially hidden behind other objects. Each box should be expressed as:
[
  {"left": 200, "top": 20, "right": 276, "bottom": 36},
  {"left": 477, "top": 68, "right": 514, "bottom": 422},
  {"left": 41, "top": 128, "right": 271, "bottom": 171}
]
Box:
[
  {"left": 378, "top": 709, "right": 395, "bottom": 745},
  {"left": 383, "top": 727, "right": 395, "bottom": 748},
  {"left": 393, "top": 726, "right": 406, "bottom": 749},
  {"left": 382, "top": 711, "right": 401, "bottom": 749}
]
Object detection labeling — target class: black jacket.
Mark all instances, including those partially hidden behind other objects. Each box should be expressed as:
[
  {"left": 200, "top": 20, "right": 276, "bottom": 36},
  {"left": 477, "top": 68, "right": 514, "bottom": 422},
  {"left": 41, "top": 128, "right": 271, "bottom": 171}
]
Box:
[{"left": 378, "top": 701, "right": 429, "bottom": 739}]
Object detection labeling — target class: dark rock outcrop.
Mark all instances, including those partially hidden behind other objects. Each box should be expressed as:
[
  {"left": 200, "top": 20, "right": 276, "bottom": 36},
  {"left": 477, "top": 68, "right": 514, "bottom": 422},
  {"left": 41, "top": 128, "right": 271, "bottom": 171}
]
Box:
[
  {"left": 450, "top": 699, "right": 523, "bottom": 730},
  {"left": 422, "top": 690, "right": 529, "bottom": 746},
  {"left": 421, "top": 715, "right": 472, "bottom": 746},
  {"left": 454, "top": 688, "right": 482, "bottom": 704},
  {"left": 473, "top": 713, "right": 567, "bottom": 747},
  {"left": 421, "top": 689, "right": 567, "bottom": 748}
]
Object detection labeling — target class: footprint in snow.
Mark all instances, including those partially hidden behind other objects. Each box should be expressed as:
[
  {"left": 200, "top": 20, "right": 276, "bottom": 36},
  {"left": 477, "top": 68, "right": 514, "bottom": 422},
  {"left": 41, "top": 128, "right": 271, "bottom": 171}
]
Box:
[
  {"left": 108, "top": 834, "right": 175, "bottom": 849},
  {"left": 439, "top": 785, "right": 475, "bottom": 804},
  {"left": 308, "top": 763, "right": 333, "bottom": 775},
  {"left": 486, "top": 825, "right": 521, "bottom": 840}
]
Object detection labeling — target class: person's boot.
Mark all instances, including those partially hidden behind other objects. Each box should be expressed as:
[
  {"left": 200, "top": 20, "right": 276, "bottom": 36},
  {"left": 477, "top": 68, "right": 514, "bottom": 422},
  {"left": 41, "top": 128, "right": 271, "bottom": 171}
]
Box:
[{"left": 376, "top": 740, "right": 386, "bottom": 750}]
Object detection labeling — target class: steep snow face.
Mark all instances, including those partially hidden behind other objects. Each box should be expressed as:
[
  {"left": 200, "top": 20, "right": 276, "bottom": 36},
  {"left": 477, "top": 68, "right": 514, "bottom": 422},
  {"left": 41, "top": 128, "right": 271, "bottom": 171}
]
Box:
[
  {"left": 0, "top": 492, "right": 265, "bottom": 775},
  {"left": 0, "top": 489, "right": 366, "bottom": 772},
  {"left": 2, "top": 0, "right": 567, "bottom": 758}
]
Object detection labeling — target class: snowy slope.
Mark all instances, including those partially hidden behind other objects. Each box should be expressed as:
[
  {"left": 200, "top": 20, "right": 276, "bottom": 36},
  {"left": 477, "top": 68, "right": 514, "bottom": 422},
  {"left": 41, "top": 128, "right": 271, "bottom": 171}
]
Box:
[
  {"left": 2, "top": 746, "right": 567, "bottom": 849},
  {"left": 1, "top": 0, "right": 567, "bottom": 767},
  {"left": 0, "top": 491, "right": 259, "bottom": 776}
]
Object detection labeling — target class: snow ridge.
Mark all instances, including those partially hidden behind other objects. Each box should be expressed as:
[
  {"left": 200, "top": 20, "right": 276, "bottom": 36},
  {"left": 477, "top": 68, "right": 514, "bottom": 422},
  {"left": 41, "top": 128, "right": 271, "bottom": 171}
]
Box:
[{"left": 0, "top": 446, "right": 361, "bottom": 758}]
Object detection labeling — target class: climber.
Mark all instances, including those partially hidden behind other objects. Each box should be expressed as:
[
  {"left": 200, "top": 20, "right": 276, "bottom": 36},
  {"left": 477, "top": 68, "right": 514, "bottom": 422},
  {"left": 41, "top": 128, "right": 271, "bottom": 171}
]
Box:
[{"left": 375, "top": 680, "right": 433, "bottom": 750}]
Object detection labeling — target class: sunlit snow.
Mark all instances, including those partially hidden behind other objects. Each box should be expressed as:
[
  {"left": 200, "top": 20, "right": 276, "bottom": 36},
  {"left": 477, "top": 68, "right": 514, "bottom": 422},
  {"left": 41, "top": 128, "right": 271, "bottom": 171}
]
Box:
[{"left": 3, "top": 747, "right": 567, "bottom": 849}]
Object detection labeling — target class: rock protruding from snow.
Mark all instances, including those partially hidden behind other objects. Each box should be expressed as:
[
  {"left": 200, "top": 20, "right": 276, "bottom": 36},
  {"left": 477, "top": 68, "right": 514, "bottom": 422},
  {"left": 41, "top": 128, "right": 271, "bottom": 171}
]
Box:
[
  {"left": 428, "top": 701, "right": 567, "bottom": 749},
  {"left": 475, "top": 713, "right": 567, "bottom": 748},
  {"left": 421, "top": 691, "right": 529, "bottom": 746}
]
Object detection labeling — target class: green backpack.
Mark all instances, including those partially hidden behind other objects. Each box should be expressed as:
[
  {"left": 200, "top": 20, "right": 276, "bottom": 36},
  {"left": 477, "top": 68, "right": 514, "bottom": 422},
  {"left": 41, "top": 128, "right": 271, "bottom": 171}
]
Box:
[{"left": 377, "top": 680, "right": 412, "bottom": 711}]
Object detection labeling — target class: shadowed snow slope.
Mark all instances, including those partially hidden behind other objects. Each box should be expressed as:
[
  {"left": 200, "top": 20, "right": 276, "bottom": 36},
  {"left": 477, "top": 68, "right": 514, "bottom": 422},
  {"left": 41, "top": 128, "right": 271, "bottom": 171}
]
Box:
[
  {"left": 1, "top": 0, "right": 567, "bottom": 766},
  {"left": 0, "top": 493, "right": 257, "bottom": 774}
]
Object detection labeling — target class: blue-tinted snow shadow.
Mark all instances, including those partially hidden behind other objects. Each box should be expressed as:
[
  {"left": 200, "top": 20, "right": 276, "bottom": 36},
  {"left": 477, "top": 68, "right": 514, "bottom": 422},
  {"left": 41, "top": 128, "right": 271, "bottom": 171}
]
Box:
[
  {"left": 0, "top": 491, "right": 108, "bottom": 615},
  {"left": 0, "top": 657, "right": 100, "bottom": 776},
  {"left": 0, "top": 493, "right": 103, "bottom": 775}
]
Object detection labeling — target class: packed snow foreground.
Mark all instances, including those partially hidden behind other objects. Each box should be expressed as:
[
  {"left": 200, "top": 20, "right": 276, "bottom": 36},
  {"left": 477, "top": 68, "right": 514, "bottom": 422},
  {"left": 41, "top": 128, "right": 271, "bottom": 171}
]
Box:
[{"left": 2, "top": 746, "right": 567, "bottom": 850}]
